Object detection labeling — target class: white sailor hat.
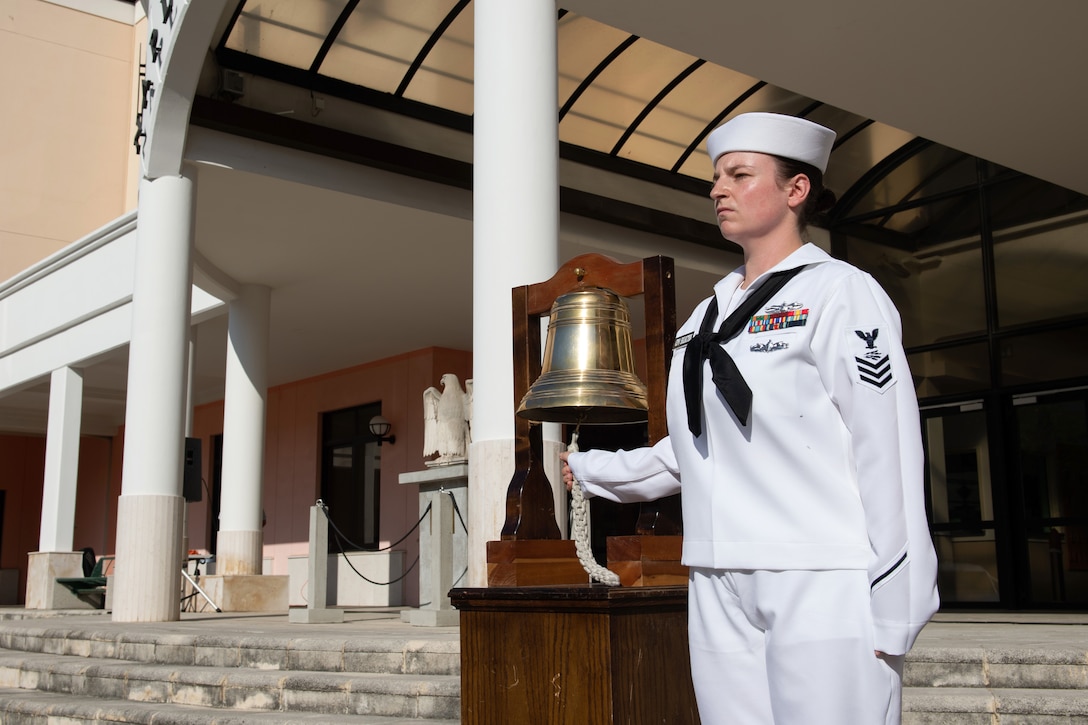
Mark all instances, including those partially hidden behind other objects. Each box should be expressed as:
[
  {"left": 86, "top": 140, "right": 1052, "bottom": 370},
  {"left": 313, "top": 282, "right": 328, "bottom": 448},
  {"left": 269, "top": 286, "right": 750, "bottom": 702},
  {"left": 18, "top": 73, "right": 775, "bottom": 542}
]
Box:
[{"left": 706, "top": 112, "right": 836, "bottom": 173}]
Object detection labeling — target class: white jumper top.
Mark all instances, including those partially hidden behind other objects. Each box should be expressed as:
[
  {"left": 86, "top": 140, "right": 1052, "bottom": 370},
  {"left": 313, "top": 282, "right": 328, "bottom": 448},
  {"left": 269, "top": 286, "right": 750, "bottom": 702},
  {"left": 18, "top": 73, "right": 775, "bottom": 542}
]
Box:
[{"left": 567, "top": 243, "right": 939, "bottom": 654}]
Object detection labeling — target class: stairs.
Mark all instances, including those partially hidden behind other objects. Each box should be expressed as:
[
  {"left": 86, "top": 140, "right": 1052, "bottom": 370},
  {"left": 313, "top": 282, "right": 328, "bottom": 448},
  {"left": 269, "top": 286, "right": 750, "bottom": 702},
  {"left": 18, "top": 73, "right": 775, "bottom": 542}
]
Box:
[
  {"left": 902, "top": 617, "right": 1088, "bottom": 724},
  {"left": 0, "top": 610, "right": 460, "bottom": 724},
  {"left": 0, "top": 610, "right": 1084, "bottom": 724}
]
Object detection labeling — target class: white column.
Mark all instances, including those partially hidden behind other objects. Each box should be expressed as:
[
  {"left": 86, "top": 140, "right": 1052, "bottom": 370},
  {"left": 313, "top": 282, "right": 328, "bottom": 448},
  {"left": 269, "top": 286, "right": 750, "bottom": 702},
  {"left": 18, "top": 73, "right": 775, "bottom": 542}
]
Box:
[
  {"left": 182, "top": 333, "right": 196, "bottom": 559},
  {"left": 185, "top": 333, "right": 197, "bottom": 437},
  {"left": 25, "top": 366, "right": 86, "bottom": 609},
  {"left": 39, "top": 366, "right": 84, "bottom": 552},
  {"left": 216, "top": 284, "right": 270, "bottom": 576},
  {"left": 469, "top": 0, "right": 559, "bottom": 586},
  {"left": 112, "top": 173, "right": 195, "bottom": 622}
]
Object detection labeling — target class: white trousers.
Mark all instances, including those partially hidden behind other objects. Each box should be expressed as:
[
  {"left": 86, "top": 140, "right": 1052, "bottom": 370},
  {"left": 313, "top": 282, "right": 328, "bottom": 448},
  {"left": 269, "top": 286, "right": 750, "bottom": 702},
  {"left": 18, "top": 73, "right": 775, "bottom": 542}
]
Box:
[{"left": 687, "top": 568, "right": 903, "bottom": 725}]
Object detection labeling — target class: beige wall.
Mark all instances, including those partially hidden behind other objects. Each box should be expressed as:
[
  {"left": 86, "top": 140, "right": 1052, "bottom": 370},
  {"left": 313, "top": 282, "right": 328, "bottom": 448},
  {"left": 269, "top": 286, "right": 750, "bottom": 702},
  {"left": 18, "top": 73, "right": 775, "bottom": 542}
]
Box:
[{"left": 0, "top": 0, "right": 142, "bottom": 282}]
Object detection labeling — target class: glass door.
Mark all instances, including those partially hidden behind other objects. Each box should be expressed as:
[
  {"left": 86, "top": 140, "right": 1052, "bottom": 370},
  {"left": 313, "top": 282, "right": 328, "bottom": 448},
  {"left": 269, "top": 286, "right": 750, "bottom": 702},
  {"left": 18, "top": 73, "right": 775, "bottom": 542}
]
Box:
[
  {"left": 1009, "top": 389, "right": 1088, "bottom": 606},
  {"left": 922, "top": 403, "right": 1002, "bottom": 604},
  {"left": 321, "top": 403, "right": 383, "bottom": 552}
]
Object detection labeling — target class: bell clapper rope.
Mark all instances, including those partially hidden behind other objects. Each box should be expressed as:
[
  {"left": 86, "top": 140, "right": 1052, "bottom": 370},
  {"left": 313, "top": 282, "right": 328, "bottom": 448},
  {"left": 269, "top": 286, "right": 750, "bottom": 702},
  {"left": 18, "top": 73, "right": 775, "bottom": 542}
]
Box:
[{"left": 567, "top": 427, "right": 621, "bottom": 586}]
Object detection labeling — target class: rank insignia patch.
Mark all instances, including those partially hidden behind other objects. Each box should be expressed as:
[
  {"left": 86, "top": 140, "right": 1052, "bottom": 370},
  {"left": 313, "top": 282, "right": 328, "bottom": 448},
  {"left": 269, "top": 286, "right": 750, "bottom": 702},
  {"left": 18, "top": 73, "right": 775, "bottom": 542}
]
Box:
[
  {"left": 749, "top": 302, "right": 808, "bottom": 333},
  {"left": 849, "top": 327, "right": 895, "bottom": 392}
]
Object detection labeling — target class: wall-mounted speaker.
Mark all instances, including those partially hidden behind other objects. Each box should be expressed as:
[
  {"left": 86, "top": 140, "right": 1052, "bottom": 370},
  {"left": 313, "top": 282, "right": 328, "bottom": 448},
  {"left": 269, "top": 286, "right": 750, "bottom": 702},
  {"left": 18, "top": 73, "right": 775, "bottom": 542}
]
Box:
[{"left": 183, "top": 437, "right": 202, "bottom": 502}]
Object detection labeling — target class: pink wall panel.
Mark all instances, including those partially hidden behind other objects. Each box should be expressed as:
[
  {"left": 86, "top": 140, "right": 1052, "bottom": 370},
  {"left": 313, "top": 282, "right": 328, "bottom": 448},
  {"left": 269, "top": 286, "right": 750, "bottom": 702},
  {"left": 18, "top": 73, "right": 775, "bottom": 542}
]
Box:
[
  {"left": 191, "top": 347, "right": 471, "bottom": 606},
  {"left": 0, "top": 432, "right": 115, "bottom": 603},
  {"left": 0, "top": 347, "right": 471, "bottom": 607},
  {"left": 0, "top": 435, "right": 46, "bottom": 601},
  {"left": 72, "top": 436, "right": 113, "bottom": 557}
]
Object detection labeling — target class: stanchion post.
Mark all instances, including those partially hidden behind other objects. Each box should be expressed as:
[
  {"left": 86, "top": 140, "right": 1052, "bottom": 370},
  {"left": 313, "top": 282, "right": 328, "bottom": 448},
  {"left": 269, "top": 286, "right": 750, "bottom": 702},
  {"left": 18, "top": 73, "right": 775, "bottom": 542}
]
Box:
[
  {"left": 400, "top": 465, "right": 466, "bottom": 626},
  {"left": 433, "top": 490, "right": 453, "bottom": 602},
  {"left": 289, "top": 501, "right": 344, "bottom": 623}
]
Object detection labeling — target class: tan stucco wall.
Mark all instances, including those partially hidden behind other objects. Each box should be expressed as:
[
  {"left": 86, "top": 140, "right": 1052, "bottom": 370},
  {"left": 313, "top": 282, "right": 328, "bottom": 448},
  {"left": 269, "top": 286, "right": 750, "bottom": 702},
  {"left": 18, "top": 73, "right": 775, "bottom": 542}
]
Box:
[{"left": 0, "top": 0, "right": 142, "bottom": 282}]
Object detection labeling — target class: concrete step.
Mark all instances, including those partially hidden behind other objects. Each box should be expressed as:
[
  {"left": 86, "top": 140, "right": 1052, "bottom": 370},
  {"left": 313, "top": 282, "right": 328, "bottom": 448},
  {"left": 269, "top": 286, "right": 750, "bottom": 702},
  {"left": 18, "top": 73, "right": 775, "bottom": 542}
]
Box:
[
  {"left": 0, "top": 651, "right": 459, "bottom": 720},
  {"left": 0, "top": 622, "right": 459, "bottom": 677},
  {"left": 902, "top": 644, "right": 1088, "bottom": 723},
  {"left": 0, "top": 610, "right": 113, "bottom": 622},
  {"left": 905, "top": 647, "right": 1088, "bottom": 690},
  {"left": 903, "top": 686, "right": 1088, "bottom": 724},
  {"left": 0, "top": 687, "right": 459, "bottom": 724},
  {"left": 1, "top": 609, "right": 1083, "bottom": 723}
]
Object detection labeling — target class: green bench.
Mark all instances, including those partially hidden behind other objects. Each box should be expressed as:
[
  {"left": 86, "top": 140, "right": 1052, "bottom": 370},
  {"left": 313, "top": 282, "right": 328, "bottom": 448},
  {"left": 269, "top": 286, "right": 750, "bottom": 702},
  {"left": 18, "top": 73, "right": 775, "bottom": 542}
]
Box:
[{"left": 56, "top": 554, "right": 113, "bottom": 609}]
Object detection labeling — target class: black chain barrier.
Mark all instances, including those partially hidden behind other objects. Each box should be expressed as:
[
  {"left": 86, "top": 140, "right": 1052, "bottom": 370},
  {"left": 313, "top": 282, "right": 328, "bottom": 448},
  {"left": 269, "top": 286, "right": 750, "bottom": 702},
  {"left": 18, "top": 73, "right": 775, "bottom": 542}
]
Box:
[
  {"left": 445, "top": 488, "right": 468, "bottom": 535},
  {"left": 317, "top": 490, "right": 468, "bottom": 588},
  {"left": 442, "top": 488, "right": 470, "bottom": 589}
]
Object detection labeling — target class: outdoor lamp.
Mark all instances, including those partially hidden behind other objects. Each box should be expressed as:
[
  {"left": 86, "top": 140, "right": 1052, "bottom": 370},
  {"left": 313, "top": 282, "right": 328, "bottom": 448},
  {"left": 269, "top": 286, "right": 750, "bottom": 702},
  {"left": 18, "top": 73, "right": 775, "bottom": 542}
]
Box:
[{"left": 368, "top": 415, "right": 396, "bottom": 445}]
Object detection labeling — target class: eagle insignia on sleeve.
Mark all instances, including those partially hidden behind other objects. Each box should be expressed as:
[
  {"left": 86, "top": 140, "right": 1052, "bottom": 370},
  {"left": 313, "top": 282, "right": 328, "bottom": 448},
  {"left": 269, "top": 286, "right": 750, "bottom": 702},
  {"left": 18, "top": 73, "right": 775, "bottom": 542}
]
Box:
[
  {"left": 849, "top": 327, "right": 894, "bottom": 392},
  {"left": 856, "top": 329, "right": 878, "bottom": 349}
]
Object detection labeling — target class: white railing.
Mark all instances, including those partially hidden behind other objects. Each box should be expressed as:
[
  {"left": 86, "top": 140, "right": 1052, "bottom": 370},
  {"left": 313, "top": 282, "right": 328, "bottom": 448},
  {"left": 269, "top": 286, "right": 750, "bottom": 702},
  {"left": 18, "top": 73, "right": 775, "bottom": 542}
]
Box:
[{"left": 0, "top": 212, "right": 224, "bottom": 394}]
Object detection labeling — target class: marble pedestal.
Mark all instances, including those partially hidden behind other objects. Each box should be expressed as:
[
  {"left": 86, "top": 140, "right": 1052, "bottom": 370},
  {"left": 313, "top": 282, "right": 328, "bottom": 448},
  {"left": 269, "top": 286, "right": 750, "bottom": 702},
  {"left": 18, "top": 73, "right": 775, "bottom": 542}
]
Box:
[
  {"left": 399, "top": 464, "right": 468, "bottom": 627},
  {"left": 198, "top": 575, "right": 288, "bottom": 612},
  {"left": 26, "top": 551, "right": 93, "bottom": 610}
]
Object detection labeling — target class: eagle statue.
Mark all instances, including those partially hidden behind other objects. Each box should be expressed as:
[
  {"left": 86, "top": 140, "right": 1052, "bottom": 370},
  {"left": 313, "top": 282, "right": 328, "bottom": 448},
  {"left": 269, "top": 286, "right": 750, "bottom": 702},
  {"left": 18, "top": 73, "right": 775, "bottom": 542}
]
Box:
[{"left": 423, "top": 374, "right": 472, "bottom": 467}]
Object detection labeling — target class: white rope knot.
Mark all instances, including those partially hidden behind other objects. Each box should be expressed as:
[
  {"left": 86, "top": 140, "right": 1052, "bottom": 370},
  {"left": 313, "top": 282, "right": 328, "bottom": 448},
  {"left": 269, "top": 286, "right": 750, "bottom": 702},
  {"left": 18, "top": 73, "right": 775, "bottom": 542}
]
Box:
[{"left": 567, "top": 429, "right": 620, "bottom": 586}]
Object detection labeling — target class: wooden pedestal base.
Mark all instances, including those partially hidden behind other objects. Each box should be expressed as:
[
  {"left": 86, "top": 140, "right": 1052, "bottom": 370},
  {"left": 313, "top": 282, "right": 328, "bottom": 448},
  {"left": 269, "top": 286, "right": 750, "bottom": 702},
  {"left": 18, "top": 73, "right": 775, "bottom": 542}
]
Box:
[
  {"left": 606, "top": 535, "right": 688, "bottom": 587},
  {"left": 452, "top": 585, "right": 699, "bottom": 725},
  {"left": 486, "top": 539, "right": 589, "bottom": 587}
]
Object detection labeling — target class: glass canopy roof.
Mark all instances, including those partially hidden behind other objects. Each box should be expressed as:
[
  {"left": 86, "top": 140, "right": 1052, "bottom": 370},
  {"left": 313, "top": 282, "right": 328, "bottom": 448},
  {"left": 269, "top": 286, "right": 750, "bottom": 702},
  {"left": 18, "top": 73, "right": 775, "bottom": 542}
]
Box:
[
  {"left": 219, "top": 2, "right": 910, "bottom": 189},
  {"left": 213, "top": 1, "right": 1086, "bottom": 251}
]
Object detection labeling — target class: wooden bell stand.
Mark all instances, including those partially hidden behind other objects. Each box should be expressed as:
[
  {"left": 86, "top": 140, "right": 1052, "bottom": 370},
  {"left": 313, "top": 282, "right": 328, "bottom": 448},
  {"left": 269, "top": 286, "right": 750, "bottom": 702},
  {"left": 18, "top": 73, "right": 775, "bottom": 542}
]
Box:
[
  {"left": 487, "top": 252, "right": 683, "bottom": 585},
  {"left": 451, "top": 254, "right": 700, "bottom": 724}
]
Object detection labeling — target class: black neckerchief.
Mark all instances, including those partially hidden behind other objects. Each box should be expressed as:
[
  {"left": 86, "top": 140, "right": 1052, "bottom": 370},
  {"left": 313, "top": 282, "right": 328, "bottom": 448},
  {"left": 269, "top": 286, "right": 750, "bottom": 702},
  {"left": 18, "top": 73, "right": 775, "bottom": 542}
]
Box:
[{"left": 682, "top": 265, "right": 806, "bottom": 435}]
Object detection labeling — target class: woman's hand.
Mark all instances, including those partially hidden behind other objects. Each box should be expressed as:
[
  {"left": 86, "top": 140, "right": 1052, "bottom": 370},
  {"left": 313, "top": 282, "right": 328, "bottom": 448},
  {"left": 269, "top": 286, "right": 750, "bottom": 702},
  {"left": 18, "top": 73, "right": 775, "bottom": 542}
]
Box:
[{"left": 558, "top": 451, "right": 575, "bottom": 491}]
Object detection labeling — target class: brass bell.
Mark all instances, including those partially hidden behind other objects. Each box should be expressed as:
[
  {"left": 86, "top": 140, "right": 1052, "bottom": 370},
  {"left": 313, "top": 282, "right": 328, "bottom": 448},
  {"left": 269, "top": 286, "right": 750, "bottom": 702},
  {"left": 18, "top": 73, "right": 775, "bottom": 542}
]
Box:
[{"left": 517, "top": 287, "right": 649, "bottom": 425}]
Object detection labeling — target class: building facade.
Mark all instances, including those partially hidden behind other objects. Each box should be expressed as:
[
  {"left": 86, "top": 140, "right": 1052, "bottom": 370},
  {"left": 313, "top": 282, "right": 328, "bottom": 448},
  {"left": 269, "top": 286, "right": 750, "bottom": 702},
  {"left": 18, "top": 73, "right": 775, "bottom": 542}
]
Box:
[{"left": 1, "top": 0, "right": 1085, "bottom": 617}]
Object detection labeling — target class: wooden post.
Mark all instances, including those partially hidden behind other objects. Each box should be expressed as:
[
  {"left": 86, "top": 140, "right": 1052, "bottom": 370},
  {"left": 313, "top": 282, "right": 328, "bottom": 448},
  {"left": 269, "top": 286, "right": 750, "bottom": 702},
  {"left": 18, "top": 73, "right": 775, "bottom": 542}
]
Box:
[{"left": 489, "top": 253, "right": 681, "bottom": 586}]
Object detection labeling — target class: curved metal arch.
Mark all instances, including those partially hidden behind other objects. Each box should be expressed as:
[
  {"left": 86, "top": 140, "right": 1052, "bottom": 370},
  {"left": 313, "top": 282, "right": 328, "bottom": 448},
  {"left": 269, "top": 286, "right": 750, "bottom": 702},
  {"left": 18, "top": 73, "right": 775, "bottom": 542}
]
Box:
[
  {"left": 872, "top": 151, "right": 973, "bottom": 230},
  {"left": 670, "top": 80, "right": 766, "bottom": 174},
  {"left": 830, "top": 137, "right": 933, "bottom": 224},
  {"left": 558, "top": 34, "right": 640, "bottom": 122},
  {"left": 310, "top": 0, "right": 361, "bottom": 72},
  {"left": 394, "top": 0, "right": 472, "bottom": 97},
  {"left": 891, "top": 156, "right": 967, "bottom": 214},
  {"left": 796, "top": 100, "right": 824, "bottom": 118},
  {"left": 215, "top": 0, "right": 246, "bottom": 50},
  {"left": 610, "top": 59, "right": 705, "bottom": 156},
  {"left": 832, "top": 119, "right": 874, "bottom": 152}
]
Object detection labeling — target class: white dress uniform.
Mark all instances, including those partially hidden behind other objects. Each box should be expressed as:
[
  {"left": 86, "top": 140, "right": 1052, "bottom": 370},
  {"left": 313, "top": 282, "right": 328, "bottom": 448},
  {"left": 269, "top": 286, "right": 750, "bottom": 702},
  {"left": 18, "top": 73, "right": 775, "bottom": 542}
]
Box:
[{"left": 566, "top": 243, "right": 939, "bottom": 724}]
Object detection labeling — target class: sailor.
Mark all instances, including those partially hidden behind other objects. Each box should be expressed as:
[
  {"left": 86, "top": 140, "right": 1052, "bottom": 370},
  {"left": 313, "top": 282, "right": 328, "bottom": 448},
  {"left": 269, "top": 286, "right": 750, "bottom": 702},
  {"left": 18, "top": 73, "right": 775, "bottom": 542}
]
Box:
[{"left": 561, "top": 112, "right": 939, "bottom": 725}]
